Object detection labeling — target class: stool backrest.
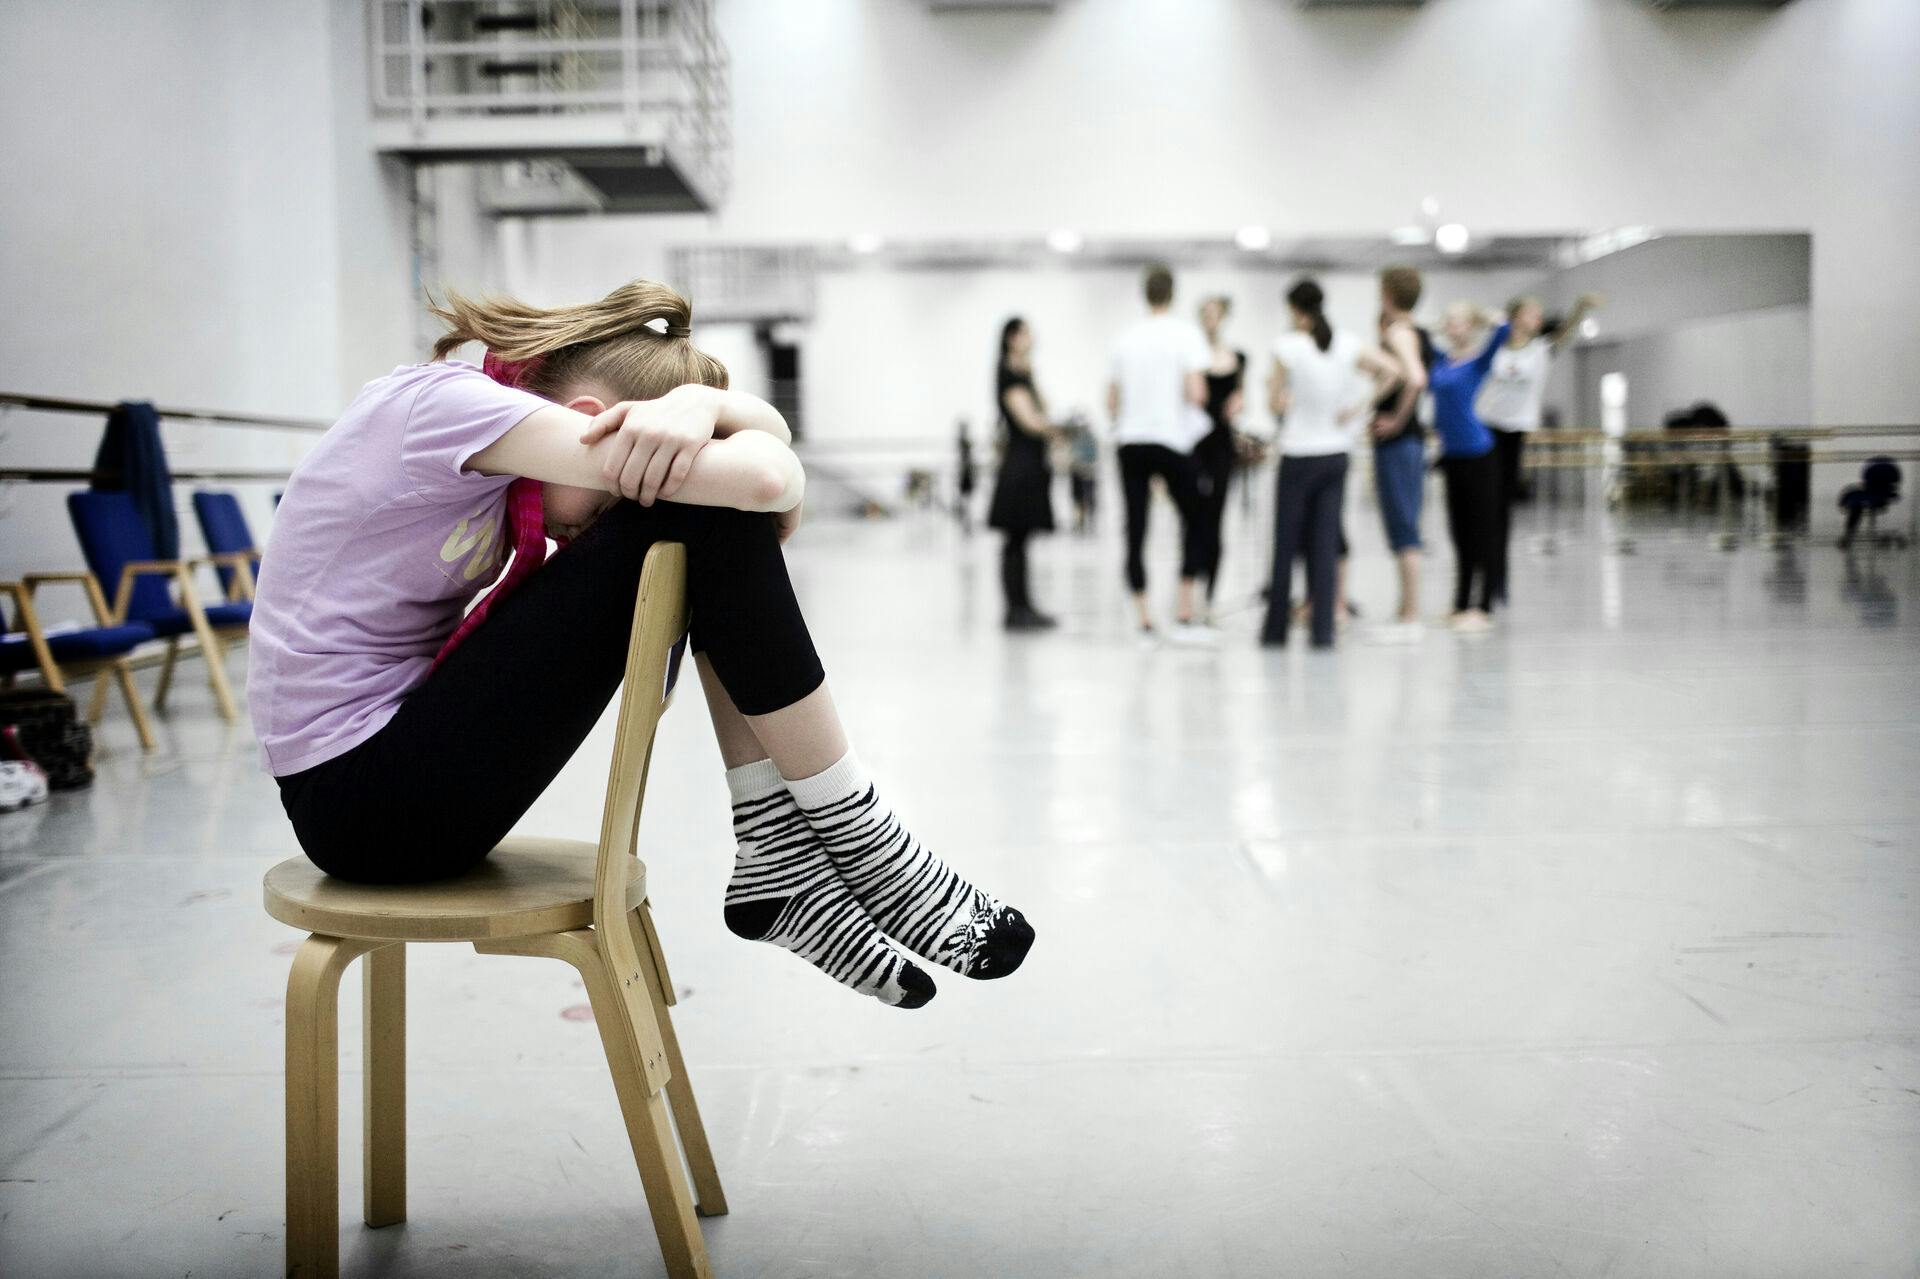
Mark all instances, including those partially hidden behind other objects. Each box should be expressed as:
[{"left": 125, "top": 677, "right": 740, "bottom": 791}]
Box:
[
  {"left": 592, "top": 542, "right": 690, "bottom": 928},
  {"left": 68, "top": 491, "right": 172, "bottom": 622}
]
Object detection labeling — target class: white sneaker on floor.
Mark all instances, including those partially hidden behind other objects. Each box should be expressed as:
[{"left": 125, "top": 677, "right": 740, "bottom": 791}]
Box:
[
  {"left": 1167, "top": 621, "right": 1219, "bottom": 648},
  {"left": 0, "top": 761, "right": 49, "bottom": 812},
  {"left": 1449, "top": 610, "right": 1494, "bottom": 635}
]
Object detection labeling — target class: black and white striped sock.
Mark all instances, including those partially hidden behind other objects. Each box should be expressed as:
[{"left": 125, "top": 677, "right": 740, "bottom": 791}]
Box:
[
  {"left": 725, "top": 760, "right": 936, "bottom": 1009},
  {"left": 789, "top": 751, "right": 1035, "bottom": 980}
]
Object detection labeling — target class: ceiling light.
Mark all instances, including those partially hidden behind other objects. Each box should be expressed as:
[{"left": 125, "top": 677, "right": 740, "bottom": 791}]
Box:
[
  {"left": 1389, "top": 225, "right": 1430, "bottom": 247},
  {"left": 1434, "top": 223, "right": 1471, "bottom": 254},
  {"left": 1234, "top": 225, "right": 1272, "bottom": 252},
  {"left": 847, "top": 232, "right": 884, "bottom": 254},
  {"left": 1579, "top": 316, "right": 1600, "bottom": 340},
  {"left": 1045, "top": 228, "right": 1083, "bottom": 254},
  {"left": 1420, "top": 195, "right": 1441, "bottom": 219}
]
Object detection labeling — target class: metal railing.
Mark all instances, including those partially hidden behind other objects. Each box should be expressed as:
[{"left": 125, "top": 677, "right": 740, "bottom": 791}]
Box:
[
  {"left": 369, "top": 0, "right": 731, "bottom": 204},
  {"left": 0, "top": 393, "right": 327, "bottom": 435},
  {"left": 0, "top": 393, "right": 321, "bottom": 486}
]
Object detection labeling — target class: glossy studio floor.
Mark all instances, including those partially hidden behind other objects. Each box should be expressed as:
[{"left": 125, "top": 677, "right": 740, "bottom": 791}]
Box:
[{"left": 2, "top": 483, "right": 1917, "bottom": 1279}]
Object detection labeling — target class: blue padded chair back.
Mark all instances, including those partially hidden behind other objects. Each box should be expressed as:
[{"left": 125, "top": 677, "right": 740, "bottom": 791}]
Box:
[
  {"left": 193, "top": 490, "right": 254, "bottom": 554},
  {"left": 192, "top": 490, "right": 256, "bottom": 595},
  {"left": 68, "top": 490, "right": 173, "bottom": 623}
]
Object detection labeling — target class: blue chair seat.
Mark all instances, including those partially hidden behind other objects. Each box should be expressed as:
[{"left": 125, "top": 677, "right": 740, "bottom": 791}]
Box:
[
  {"left": 0, "top": 621, "right": 156, "bottom": 673},
  {"left": 143, "top": 600, "right": 252, "bottom": 638}
]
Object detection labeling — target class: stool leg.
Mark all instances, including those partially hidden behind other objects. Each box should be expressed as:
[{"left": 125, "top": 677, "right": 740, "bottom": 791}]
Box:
[
  {"left": 632, "top": 904, "right": 728, "bottom": 1217},
  {"left": 585, "top": 947, "right": 712, "bottom": 1279},
  {"left": 363, "top": 944, "right": 407, "bottom": 1228},
  {"left": 479, "top": 929, "right": 711, "bottom": 1279},
  {"left": 285, "top": 935, "right": 385, "bottom": 1279}
]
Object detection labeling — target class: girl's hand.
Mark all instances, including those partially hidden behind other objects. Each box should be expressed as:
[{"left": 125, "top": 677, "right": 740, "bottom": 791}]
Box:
[
  {"left": 579, "top": 385, "right": 720, "bottom": 505},
  {"left": 774, "top": 499, "right": 804, "bottom": 544}
]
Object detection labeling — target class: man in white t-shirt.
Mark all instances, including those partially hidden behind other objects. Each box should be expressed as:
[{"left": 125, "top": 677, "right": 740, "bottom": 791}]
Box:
[
  {"left": 1478, "top": 291, "right": 1601, "bottom": 603},
  {"left": 1106, "top": 263, "right": 1211, "bottom": 640}
]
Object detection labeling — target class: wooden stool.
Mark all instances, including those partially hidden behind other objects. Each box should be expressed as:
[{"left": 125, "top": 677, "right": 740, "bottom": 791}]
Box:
[{"left": 264, "top": 544, "right": 725, "bottom": 1278}]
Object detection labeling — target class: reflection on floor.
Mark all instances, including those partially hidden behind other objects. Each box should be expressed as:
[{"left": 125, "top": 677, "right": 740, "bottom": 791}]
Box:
[{"left": 3, "top": 497, "right": 1917, "bottom": 1278}]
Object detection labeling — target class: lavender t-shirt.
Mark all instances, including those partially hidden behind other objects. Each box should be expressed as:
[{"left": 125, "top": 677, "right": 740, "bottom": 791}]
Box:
[{"left": 249, "top": 361, "right": 551, "bottom": 775}]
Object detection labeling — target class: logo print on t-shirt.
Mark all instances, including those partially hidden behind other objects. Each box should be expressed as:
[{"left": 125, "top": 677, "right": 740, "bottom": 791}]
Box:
[{"left": 439, "top": 505, "right": 504, "bottom": 584}]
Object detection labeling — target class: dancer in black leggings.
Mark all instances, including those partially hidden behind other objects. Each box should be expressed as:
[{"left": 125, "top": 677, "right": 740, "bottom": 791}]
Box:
[
  {"left": 252, "top": 279, "right": 1033, "bottom": 1008},
  {"left": 1194, "top": 295, "right": 1246, "bottom": 615},
  {"left": 1427, "top": 301, "right": 1513, "bottom": 631},
  {"left": 986, "top": 317, "right": 1060, "bottom": 630},
  {"left": 1107, "top": 264, "right": 1212, "bottom": 642}
]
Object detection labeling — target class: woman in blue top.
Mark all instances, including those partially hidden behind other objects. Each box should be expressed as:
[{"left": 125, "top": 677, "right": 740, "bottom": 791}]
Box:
[{"left": 1429, "top": 303, "right": 1511, "bottom": 632}]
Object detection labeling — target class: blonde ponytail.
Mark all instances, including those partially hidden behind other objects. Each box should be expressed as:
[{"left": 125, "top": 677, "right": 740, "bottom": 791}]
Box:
[{"left": 427, "top": 278, "right": 726, "bottom": 401}]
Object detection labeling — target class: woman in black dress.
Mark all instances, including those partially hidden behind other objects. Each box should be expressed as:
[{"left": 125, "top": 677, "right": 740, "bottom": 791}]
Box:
[
  {"left": 987, "top": 317, "right": 1059, "bottom": 630},
  {"left": 1195, "top": 295, "right": 1247, "bottom": 615}
]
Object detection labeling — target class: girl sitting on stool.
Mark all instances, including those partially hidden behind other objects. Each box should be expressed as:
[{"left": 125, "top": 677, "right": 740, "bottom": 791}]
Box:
[{"left": 249, "top": 279, "right": 1034, "bottom": 1009}]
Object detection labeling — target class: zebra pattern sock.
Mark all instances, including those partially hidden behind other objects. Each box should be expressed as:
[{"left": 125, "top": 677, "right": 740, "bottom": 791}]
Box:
[
  {"left": 725, "top": 759, "right": 936, "bottom": 1009},
  {"left": 788, "top": 751, "right": 1035, "bottom": 980}
]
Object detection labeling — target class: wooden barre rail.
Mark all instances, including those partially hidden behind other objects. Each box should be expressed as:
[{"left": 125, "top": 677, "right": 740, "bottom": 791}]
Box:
[
  {"left": 1524, "top": 448, "right": 1920, "bottom": 471},
  {"left": 1529, "top": 425, "right": 1917, "bottom": 445}
]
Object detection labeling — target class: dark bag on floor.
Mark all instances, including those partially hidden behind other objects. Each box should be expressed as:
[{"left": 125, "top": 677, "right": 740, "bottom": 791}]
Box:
[{"left": 0, "top": 688, "right": 94, "bottom": 790}]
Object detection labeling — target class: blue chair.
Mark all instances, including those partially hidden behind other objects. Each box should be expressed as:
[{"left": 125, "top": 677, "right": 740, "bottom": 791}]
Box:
[
  {"left": 1, "top": 581, "right": 158, "bottom": 750},
  {"left": 191, "top": 490, "right": 262, "bottom": 600},
  {"left": 62, "top": 491, "right": 250, "bottom": 723}
]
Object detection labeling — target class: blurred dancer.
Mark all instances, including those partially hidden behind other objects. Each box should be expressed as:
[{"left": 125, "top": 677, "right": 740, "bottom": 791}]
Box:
[
  {"left": 1108, "top": 264, "right": 1211, "bottom": 643},
  {"left": 1481, "top": 292, "right": 1602, "bottom": 602},
  {"left": 1368, "top": 266, "right": 1435, "bottom": 638},
  {"left": 1430, "top": 302, "right": 1513, "bottom": 632},
  {"left": 1195, "top": 295, "right": 1246, "bottom": 617},
  {"left": 987, "top": 317, "right": 1059, "bottom": 631},
  {"left": 955, "top": 417, "right": 977, "bottom": 533},
  {"left": 1260, "top": 279, "right": 1402, "bottom": 649},
  {"left": 1065, "top": 412, "right": 1099, "bottom": 532}
]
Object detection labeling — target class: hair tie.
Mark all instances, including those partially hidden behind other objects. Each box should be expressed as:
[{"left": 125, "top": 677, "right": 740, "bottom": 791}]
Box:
[{"left": 664, "top": 324, "right": 692, "bottom": 339}]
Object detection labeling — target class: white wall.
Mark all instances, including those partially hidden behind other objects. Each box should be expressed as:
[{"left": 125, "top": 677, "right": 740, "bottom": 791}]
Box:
[
  {"left": 517, "top": 0, "right": 1919, "bottom": 428},
  {"left": 0, "top": 0, "right": 416, "bottom": 584}
]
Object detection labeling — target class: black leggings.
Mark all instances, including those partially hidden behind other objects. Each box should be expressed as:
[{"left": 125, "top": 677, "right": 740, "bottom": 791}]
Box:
[
  {"left": 1000, "top": 530, "right": 1032, "bottom": 611},
  {"left": 1117, "top": 442, "right": 1205, "bottom": 594},
  {"left": 1489, "top": 428, "right": 1525, "bottom": 602},
  {"left": 276, "top": 500, "right": 824, "bottom": 884},
  {"left": 1192, "top": 434, "right": 1234, "bottom": 600},
  {"left": 1442, "top": 452, "right": 1503, "bottom": 613},
  {"left": 1261, "top": 453, "right": 1348, "bottom": 647}
]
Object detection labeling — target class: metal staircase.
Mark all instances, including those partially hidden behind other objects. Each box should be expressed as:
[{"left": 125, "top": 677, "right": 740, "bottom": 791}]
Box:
[{"left": 368, "top": 0, "right": 730, "bottom": 214}]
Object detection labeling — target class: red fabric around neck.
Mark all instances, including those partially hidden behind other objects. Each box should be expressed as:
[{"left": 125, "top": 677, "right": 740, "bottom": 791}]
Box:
[{"left": 430, "top": 352, "right": 551, "bottom": 668}]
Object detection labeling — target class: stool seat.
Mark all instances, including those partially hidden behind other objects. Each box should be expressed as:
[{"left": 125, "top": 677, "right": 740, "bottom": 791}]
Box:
[{"left": 263, "top": 836, "right": 648, "bottom": 942}]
